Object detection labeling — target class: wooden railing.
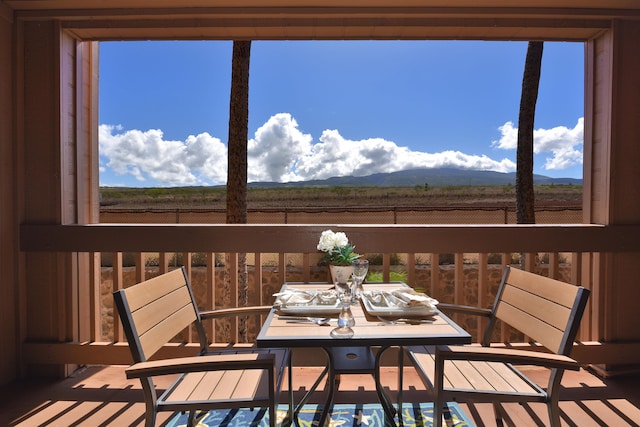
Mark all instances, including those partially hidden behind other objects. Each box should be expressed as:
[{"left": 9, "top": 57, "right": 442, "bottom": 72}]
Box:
[
  {"left": 98, "top": 249, "right": 577, "bottom": 344},
  {"left": 19, "top": 223, "right": 640, "bottom": 366}
]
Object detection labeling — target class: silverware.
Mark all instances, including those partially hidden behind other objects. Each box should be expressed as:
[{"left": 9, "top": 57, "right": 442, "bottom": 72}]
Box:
[
  {"left": 377, "top": 316, "right": 435, "bottom": 325},
  {"left": 281, "top": 317, "right": 331, "bottom": 326}
]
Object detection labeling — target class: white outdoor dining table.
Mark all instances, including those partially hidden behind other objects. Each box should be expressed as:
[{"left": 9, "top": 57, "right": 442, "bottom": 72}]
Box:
[{"left": 256, "top": 282, "right": 472, "bottom": 427}]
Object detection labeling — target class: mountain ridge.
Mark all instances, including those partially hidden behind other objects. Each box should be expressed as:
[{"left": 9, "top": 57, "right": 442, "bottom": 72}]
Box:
[{"left": 248, "top": 167, "right": 582, "bottom": 188}]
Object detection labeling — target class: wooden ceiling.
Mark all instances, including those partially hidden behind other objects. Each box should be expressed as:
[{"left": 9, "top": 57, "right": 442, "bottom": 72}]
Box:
[
  {"left": 5, "top": 0, "right": 640, "bottom": 41},
  {"left": 4, "top": 0, "right": 640, "bottom": 10}
]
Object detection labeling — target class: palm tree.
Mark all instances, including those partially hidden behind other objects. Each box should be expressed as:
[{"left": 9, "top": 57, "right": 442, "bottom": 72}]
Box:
[
  {"left": 516, "top": 41, "right": 543, "bottom": 224},
  {"left": 516, "top": 41, "right": 543, "bottom": 267},
  {"left": 225, "top": 40, "right": 251, "bottom": 342}
]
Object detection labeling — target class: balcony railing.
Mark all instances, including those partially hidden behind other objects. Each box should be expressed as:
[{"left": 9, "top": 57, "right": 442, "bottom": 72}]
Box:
[
  {"left": 19, "top": 223, "right": 640, "bottom": 367},
  {"left": 98, "top": 250, "right": 575, "bottom": 344}
]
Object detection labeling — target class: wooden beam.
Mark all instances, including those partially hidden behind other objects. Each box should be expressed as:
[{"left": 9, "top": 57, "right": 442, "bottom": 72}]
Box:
[
  {"left": 6, "top": 0, "right": 640, "bottom": 14},
  {"left": 11, "top": 1, "right": 632, "bottom": 42},
  {"left": 20, "top": 223, "right": 640, "bottom": 253}
]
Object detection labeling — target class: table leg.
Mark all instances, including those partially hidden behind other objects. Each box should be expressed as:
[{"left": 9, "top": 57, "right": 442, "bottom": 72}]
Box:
[
  {"left": 292, "top": 346, "right": 399, "bottom": 427},
  {"left": 398, "top": 345, "right": 404, "bottom": 421},
  {"left": 281, "top": 350, "right": 294, "bottom": 427},
  {"left": 375, "top": 345, "right": 398, "bottom": 427},
  {"left": 318, "top": 348, "right": 336, "bottom": 427},
  {"left": 293, "top": 366, "right": 328, "bottom": 412},
  {"left": 291, "top": 348, "right": 334, "bottom": 427}
]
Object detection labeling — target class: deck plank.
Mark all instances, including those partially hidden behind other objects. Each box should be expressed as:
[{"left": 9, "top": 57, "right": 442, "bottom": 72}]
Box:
[{"left": 1, "top": 365, "right": 639, "bottom": 427}]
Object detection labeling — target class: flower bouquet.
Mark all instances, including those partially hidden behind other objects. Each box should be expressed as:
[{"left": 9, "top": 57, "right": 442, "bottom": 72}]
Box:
[{"left": 317, "top": 230, "right": 361, "bottom": 284}]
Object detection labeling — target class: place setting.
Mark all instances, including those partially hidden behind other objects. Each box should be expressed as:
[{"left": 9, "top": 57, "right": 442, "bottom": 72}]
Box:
[
  {"left": 360, "top": 287, "right": 439, "bottom": 325},
  {"left": 272, "top": 287, "right": 343, "bottom": 329}
]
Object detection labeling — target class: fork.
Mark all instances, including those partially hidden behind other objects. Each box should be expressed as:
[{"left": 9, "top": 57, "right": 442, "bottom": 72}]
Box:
[
  {"left": 282, "top": 317, "right": 331, "bottom": 326},
  {"left": 377, "top": 316, "right": 434, "bottom": 325}
]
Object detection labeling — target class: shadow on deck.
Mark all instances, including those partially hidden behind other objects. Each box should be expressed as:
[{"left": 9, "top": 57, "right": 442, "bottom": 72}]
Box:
[{"left": 1, "top": 364, "right": 639, "bottom": 426}]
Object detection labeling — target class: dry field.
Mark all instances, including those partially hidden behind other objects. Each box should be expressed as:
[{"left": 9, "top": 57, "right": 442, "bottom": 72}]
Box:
[{"left": 100, "top": 184, "right": 582, "bottom": 210}]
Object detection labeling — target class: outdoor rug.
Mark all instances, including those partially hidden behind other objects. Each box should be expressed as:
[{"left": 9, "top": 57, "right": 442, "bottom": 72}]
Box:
[{"left": 167, "top": 402, "right": 475, "bottom": 427}]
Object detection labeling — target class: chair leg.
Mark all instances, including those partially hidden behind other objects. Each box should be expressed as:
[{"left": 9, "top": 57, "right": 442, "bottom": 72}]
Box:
[
  {"left": 187, "top": 410, "right": 196, "bottom": 427},
  {"left": 141, "top": 379, "right": 157, "bottom": 427},
  {"left": 144, "top": 411, "right": 156, "bottom": 427},
  {"left": 548, "top": 399, "right": 561, "bottom": 427},
  {"left": 269, "top": 403, "right": 276, "bottom": 427},
  {"left": 433, "top": 350, "right": 445, "bottom": 427},
  {"left": 288, "top": 350, "right": 294, "bottom": 425},
  {"left": 547, "top": 369, "right": 565, "bottom": 427},
  {"left": 492, "top": 401, "right": 504, "bottom": 427},
  {"left": 433, "top": 400, "right": 443, "bottom": 427}
]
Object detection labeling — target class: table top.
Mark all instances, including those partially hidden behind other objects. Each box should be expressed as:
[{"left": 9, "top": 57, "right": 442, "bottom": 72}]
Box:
[{"left": 256, "top": 282, "right": 472, "bottom": 348}]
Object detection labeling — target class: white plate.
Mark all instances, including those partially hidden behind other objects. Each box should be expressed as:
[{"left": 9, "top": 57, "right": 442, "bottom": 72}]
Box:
[
  {"left": 276, "top": 302, "right": 342, "bottom": 316},
  {"left": 273, "top": 289, "right": 341, "bottom": 315},
  {"left": 361, "top": 292, "right": 437, "bottom": 317}
]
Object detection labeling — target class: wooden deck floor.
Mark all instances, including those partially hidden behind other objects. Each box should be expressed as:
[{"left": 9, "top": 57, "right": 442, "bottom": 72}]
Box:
[{"left": 1, "top": 363, "right": 639, "bottom": 426}]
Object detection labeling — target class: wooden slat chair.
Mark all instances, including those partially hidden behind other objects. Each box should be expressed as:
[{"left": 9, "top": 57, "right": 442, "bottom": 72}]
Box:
[
  {"left": 113, "top": 266, "right": 291, "bottom": 427},
  {"left": 407, "top": 266, "right": 590, "bottom": 427}
]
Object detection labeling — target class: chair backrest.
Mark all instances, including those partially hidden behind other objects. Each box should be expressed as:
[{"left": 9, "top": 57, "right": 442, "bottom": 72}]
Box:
[
  {"left": 113, "top": 266, "right": 204, "bottom": 362},
  {"left": 483, "top": 266, "right": 590, "bottom": 356}
]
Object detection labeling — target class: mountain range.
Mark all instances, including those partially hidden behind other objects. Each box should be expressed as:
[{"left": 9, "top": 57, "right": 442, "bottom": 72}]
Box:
[{"left": 248, "top": 168, "right": 582, "bottom": 188}]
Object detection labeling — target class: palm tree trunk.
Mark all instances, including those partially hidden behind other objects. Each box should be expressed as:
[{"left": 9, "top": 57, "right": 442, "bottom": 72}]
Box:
[
  {"left": 516, "top": 41, "right": 543, "bottom": 269},
  {"left": 225, "top": 40, "right": 251, "bottom": 342},
  {"left": 516, "top": 41, "right": 543, "bottom": 226}
]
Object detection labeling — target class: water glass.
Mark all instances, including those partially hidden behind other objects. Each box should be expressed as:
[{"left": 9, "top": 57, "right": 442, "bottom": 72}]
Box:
[{"left": 351, "top": 259, "right": 369, "bottom": 300}]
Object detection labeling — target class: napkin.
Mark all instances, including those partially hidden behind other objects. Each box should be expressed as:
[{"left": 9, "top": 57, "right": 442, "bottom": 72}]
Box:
[
  {"left": 273, "top": 289, "right": 338, "bottom": 307},
  {"left": 363, "top": 288, "right": 438, "bottom": 309}
]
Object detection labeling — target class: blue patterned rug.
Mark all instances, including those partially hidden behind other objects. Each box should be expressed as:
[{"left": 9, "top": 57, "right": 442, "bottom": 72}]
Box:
[{"left": 167, "top": 402, "right": 474, "bottom": 426}]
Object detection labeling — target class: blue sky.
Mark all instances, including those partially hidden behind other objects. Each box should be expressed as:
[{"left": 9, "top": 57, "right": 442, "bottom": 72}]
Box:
[{"left": 99, "top": 40, "right": 584, "bottom": 187}]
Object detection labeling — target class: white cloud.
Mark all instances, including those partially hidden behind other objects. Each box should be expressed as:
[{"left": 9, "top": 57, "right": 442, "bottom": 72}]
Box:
[
  {"left": 492, "top": 118, "right": 583, "bottom": 170},
  {"left": 290, "top": 130, "right": 515, "bottom": 181},
  {"left": 99, "top": 114, "right": 583, "bottom": 187},
  {"left": 99, "top": 124, "right": 227, "bottom": 186},
  {"left": 247, "top": 113, "right": 313, "bottom": 182},
  {"left": 245, "top": 115, "right": 515, "bottom": 183}
]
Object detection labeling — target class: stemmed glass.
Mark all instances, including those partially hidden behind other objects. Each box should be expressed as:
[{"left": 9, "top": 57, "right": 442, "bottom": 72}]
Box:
[
  {"left": 334, "top": 280, "right": 351, "bottom": 297},
  {"left": 350, "top": 259, "right": 369, "bottom": 302},
  {"left": 330, "top": 292, "right": 355, "bottom": 338}
]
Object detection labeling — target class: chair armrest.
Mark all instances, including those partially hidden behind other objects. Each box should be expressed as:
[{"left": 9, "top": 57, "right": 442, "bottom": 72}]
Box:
[
  {"left": 200, "top": 305, "right": 272, "bottom": 319},
  {"left": 436, "top": 345, "right": 581, "bottom": 370},
  {"left": 125, "top": 352, "right": 276, "bottom": 379},
  {"left": 437, "top": 303, "right": 492, "bottom": 317}
]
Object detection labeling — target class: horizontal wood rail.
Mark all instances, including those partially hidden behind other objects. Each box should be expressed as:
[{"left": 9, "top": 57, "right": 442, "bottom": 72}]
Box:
[{"left": 19, "top": 223, "right": 640, "bottom": 253}]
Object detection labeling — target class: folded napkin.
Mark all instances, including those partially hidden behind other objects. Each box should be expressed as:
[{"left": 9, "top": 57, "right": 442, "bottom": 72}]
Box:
[
  {"left": 273, "top": 289, "right": 338, "bottom": 307},
  {"left": 363, "top": 288, "right": 438, "bottom": 309}
]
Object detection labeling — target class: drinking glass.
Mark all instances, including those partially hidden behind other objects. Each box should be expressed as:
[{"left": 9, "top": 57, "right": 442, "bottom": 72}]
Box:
[
  {"left": 350, "top": 259, "right": 369, "bottom": 301},
  {"left": 330, "top": 293, "right": 355, "bottom": 338},
  {"left": 334, "top": 280, "right": 350, "bottom": 294},
  {"left": 334, "top": 280, "right": 353, "bottom": 302}
]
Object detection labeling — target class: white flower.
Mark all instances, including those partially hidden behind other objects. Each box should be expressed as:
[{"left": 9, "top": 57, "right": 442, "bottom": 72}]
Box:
[
  {"left": 317, "top": 229, "right": 360, "bottom": 265},
  {"left": 317, "top": 230, "right": 348, "bottom": 252}
]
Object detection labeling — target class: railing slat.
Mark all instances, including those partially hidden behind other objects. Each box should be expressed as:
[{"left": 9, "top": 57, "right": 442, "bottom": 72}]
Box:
[
  {"left": 205, "top": 252, "right": 216, "bottom": 341},
  {"left": 302, "top": 252, "right": 310, "bottom": 283},
  {"left": 89, "top": 252, "right": 101, "bottom": 342},
  {"left": 134, "top": 252, "right": 145, "bottom": 283},
  {"left": 112, "top": 252, "right": 124, "bottom": 342},
  {"left": 477, "top": 253, "right": 488, "bottom": 340},
  {"left": 431, "top": 253, "right": 439, "bottom": 299},
  {"left": 278, "top": 253, "right": 285, "bottom": 285},
  {"left": 86, "top": 249, "right": 595, "bottom": 348},
  {"left": 383, "top": 253, "right": 391, "bottom": 281},
  {"left": 407, "top": 253, "right": 416, "bottom": 287}
]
